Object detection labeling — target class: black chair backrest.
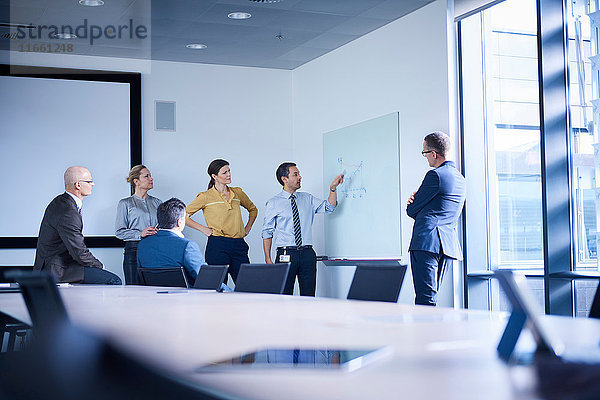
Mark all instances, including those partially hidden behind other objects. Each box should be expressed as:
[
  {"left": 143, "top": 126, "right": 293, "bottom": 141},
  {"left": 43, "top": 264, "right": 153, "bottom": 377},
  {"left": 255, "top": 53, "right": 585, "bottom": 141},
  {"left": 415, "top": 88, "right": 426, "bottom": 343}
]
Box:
[
  {"left": 347, "top": 264, "right": 407, "bottom": 303},
  {"left": 590, "top": 281, "right": 600, "bottom": 319},
  {"left": 14, "top": 272, "right": 69, "bottom": 333},
  {"left": 234, "top": 263, "right": 290, "bottom": 294},
  {"left": 194, "top": 265, "right": 229, "bottom": 290},
  {"left": 138, "top": 267, "right": 189, "bottom": 288}
]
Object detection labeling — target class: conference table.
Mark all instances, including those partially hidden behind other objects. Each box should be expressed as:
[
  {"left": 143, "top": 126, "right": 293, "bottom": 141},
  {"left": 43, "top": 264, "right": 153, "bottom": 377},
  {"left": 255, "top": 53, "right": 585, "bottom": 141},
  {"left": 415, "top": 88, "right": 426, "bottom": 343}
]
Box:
[{"left": 2, "top": 285, "right": 600, "bottom": 400}]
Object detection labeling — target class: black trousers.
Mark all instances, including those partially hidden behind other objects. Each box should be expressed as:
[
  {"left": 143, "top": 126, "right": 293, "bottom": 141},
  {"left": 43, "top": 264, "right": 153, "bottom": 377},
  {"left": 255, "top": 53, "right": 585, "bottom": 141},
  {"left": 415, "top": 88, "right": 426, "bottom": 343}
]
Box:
[
  {"left": 205, "top": 236, "right": 249, "bottom": 284},
  {"left": 409, "top": 250, "right": 453, "bottom": 306},
  {"left": 122, "top": 241, "right": 139, "bottom": 285},
  {"left": 276, "top": 247, "right": 317, "bottom": 296}
]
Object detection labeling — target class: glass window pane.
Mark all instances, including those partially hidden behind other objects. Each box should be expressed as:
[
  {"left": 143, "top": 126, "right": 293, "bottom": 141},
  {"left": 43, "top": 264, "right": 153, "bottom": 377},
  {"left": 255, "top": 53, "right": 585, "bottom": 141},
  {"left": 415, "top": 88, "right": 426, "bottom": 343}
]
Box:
[
  {"left": 566, "top": 0, "right": 600, "bottom": 271},
  {"left": 491, "top": 277, "right": 545, "bottom": 313},
  {"left": 574, "top": 280, "right": 599, "bottom": 317},
  {"left": 461, "top": 0, "right": 544, "bottom": 274}
]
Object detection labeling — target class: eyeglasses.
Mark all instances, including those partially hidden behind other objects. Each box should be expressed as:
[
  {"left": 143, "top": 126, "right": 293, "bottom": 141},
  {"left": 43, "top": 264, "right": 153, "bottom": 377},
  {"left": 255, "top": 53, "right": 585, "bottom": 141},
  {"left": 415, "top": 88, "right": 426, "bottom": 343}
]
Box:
[
  {"left": 78, "top": 180, "right": 94, "bottom": 184},
  {"left": 421, "top": 150, "right": 434, "bottom": 156}
]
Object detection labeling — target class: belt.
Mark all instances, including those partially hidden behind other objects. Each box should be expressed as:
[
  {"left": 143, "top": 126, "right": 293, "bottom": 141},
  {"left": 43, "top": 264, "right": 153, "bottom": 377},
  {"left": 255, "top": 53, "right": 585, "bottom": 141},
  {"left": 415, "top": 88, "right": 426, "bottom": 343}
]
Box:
[{"left": 277, "top": 245, "right": 312, "bottom": 251}]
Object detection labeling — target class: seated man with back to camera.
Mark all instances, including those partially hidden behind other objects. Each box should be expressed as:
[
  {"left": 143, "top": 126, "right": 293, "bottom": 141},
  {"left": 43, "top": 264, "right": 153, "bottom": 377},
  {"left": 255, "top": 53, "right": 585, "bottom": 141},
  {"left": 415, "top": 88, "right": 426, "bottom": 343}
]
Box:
[{"left": 137, "top": 197, "right": 229, "bottom": 290}]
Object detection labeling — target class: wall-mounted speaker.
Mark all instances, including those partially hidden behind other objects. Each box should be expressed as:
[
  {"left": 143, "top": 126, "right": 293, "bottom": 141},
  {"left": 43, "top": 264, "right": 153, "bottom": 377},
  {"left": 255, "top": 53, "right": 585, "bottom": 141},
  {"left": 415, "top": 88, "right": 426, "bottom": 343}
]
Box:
[{"left": 155, "top": 100, "right": 176, "bottom": 131}]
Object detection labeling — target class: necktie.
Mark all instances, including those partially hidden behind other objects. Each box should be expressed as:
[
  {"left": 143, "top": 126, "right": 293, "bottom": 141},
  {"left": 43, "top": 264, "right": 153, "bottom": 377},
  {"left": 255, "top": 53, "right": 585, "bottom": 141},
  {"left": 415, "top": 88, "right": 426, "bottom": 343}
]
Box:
[{"left": 290, "top": 194, "right": 302, "bottom": 246}]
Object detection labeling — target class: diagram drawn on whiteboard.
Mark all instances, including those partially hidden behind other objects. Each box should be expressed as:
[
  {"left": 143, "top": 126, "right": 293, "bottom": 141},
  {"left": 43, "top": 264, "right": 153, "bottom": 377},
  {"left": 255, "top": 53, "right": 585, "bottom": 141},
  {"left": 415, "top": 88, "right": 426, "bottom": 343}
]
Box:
[{"left": 338, "top": 157, "right": 367, "bottom": 199}]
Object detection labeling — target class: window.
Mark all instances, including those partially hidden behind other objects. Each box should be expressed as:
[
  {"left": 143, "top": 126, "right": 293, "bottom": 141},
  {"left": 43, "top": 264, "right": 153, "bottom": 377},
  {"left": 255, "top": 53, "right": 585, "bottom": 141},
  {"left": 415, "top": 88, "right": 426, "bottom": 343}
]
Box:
[
  {"left": 566, "top": 0, "right": 600, "bottom": 317},
  {"left": 459, "top": 0, "right": 599, "bottom": 315},
  {"left": 460, "top": 0, "right": 544, "bottom": 311},
  {"left": 567, "top": 0, "right": 597, "bottom": 268}
]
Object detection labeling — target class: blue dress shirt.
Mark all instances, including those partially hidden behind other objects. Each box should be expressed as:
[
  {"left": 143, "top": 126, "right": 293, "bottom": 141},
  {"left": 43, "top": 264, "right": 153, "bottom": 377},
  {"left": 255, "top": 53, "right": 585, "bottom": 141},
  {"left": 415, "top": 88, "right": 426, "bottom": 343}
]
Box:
[{"left": 261, "top": 191, "right": 336, "bottom": 247}]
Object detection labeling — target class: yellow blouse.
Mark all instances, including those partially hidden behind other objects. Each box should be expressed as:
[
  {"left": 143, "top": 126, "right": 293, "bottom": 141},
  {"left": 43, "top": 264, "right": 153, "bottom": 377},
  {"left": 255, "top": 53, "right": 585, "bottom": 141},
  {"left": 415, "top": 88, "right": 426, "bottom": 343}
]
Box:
[{"left": 186, "top": 187, "right": 258, "bottom": 238}]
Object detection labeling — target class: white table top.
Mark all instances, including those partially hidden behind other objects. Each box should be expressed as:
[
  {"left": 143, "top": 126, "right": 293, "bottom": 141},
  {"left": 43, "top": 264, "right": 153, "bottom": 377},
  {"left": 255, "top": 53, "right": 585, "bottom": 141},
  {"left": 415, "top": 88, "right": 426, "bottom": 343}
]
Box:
[{"left": 2, "top": 285, "right": 599, "bottom": 400}]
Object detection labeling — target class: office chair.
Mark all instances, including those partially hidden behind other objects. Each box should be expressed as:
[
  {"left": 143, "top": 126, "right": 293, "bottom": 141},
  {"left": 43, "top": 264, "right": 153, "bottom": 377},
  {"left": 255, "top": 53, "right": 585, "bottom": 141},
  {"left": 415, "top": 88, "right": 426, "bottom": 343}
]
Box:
[
  {"left": 14, "top": 272, "right": 69, "bottom": 334},
  {"left": 234, "top": 263, "right": 290, "bottom": 294},
  {"left": 590, "top": 281, "right": 600, "bottom": 319},
  {"left": 0, "top": 268, "right": 33, "bottom": 352},
  {"left": 0, "top": 272, "right": 243, "bottom": 400},
  {"left": 194, "top": 265, "right": 229, "bottom": 290},
  {"left": 138, "top": 267, "right": 189, "bottom": 288},
  {"left": 0, "top": 313, "right": 30, "bottom": 352},
  {"left": 347, "top": 264, "right": 407, "bottom": 303}
]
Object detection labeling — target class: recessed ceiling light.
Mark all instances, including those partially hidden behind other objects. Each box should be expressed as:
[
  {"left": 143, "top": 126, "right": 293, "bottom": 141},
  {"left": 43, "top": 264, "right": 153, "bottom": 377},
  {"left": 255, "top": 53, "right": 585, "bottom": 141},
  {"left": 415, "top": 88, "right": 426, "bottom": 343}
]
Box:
[
  {"left": 228, "top": 12, "right": 252, "bottom": 20},
  {"left": 79, "top": 0, "right": 104, "bottom": 6},
  {"left": 53, "top": 33, "right": 77, "bottom": 39},
  {"left": 186, "top": 43, "right": 207, "bottom": 49}
]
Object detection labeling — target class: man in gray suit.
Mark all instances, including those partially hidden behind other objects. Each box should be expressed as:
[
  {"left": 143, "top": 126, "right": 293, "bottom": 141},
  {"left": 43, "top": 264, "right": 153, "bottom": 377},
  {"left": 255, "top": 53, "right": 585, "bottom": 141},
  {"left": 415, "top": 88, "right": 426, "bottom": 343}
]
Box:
[
  {"left": 407, "top": 132, "right": 466, "bottom": 306},
  {"left": 33, "top": 166, "right": 121, "bottom": 284}
]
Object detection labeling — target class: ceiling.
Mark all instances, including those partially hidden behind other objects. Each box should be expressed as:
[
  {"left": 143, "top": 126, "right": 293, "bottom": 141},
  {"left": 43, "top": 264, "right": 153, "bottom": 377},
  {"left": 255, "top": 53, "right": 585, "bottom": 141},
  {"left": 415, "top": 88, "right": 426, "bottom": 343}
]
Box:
[{"left": 0, "top": 0, "right": 435, "bottom": 70}]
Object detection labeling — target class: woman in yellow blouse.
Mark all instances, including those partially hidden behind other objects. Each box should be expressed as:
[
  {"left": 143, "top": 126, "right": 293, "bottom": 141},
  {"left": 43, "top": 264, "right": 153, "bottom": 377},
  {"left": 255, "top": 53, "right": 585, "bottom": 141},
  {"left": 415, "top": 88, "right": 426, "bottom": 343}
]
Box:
[{"left": 186, "top": 159, "right": 258, "bottom": 284}]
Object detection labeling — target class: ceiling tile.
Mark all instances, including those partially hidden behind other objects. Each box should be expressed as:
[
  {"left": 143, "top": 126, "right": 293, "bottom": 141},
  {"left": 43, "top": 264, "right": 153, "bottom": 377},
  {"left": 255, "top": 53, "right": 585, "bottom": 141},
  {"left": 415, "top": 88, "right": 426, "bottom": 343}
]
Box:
[
  {"left": 302, "top": 31, "right": 357, "bottom": 50},
  {"left": 8, "top": 6, "right": 45, "bottom": 24},
  {"left": 361, "top": 0, "right": 434, "bottom": 19},
  {"left": 150, "top": 0, "right": 216, "bottom": 23},
  {"left": 328, "top": 16, "right": 390, "bottom": 36},
  {"left": 274, "top": 10, "right": 349, "bottom": 33},
  {"left": 277, "top": 45, "right": 327, "bottom": 61},
  {"left": 291, "top": 0, "right": 386, "bottom": 17}
]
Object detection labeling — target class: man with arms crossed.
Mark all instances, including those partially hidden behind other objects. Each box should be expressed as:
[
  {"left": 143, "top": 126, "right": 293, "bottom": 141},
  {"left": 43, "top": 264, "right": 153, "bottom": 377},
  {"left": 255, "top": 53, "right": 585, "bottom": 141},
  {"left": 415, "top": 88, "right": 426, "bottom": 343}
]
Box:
[
  {"left": 34, "top": 166, "right": 122, "bottom": 284},
  {"left": 262, "top": 162, "right": 343, "bottom": 296},
  {"left": 407, "top": 132, "right": 466, "bottom": 306}
]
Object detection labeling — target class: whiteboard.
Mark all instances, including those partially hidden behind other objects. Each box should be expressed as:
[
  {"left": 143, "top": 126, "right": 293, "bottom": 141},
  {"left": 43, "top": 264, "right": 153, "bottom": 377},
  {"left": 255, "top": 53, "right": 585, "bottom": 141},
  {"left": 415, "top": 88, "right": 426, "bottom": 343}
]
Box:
[
  {"left": 323, "top": 112, "right": 402, "bottom": 259},
  {"left": 0, "top": 75, "right": 131, "bottom": 237}
]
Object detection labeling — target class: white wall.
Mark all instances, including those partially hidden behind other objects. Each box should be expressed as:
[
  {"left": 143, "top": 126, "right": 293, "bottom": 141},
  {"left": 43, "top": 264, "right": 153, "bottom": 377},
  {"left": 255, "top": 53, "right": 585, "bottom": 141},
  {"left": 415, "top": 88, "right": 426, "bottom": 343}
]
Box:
[
  {"left": 0, "top": 51, "right": 293, "bottom": 281},
  {"left": 291, "top": 0, "right": 458, "bottom": 306}
]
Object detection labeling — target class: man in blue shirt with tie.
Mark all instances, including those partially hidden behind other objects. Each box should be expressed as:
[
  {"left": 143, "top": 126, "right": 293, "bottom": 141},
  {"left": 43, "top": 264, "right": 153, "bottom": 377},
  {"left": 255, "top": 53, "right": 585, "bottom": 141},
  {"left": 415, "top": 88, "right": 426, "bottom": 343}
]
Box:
[
  {"left": 262, "top": 163, "right": 344, "bottom": 296},
  {"left": 407, "top": 132, "right": 466, "bottom": 306}
]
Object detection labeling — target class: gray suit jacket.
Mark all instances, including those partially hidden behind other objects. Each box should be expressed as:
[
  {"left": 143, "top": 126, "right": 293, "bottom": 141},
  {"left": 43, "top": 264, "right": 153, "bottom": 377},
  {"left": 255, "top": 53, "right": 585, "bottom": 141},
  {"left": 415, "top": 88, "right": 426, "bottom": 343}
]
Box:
[
  {"left": 407, "top": 161, "right": 466, "bottom": 260},
  {"left": 33, "top": 193, "right": 103, "bottom": 282}
]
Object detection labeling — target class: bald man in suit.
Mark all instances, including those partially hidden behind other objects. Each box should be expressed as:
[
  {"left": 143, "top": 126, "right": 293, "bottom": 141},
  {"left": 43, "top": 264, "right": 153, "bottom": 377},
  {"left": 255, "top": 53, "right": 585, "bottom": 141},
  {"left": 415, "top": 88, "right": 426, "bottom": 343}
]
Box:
[{"left": 33, "top": 166, "right": 121, "bottom": 284}]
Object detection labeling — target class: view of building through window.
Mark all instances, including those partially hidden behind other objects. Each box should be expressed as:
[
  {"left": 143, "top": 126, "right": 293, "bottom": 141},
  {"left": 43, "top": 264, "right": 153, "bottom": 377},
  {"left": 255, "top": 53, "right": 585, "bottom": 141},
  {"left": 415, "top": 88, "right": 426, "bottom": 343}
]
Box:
[
  {"left": 461, "top": 0, "right": 543, "bottom": 275},
  {"left": 568, "top": 0, "right": 597, "bottom": 268},
  {"left": 487, "top": 0, "right": 543, "bottom": 267},
  {"left": 566, "top": 0, "right": 600, "bottom": 316},
  {"left": 460, "top": 0, "right": 544, "bottom": 311},
  {"left": 460, "top": 0, "right": 600, "bottom": 315}
]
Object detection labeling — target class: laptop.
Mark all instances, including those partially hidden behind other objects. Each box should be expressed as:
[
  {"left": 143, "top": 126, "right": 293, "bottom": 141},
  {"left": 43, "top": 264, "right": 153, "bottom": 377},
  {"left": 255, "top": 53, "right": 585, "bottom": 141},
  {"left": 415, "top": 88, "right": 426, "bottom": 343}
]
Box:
[{"left": 495, "top": 270, "right": 600, "bottom": 364}]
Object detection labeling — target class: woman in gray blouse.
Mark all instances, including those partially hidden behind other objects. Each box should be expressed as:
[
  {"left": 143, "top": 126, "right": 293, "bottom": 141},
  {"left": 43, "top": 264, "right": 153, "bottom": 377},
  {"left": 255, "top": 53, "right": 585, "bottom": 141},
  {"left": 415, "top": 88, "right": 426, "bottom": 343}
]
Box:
[{"left": 115, "top": 165, "right": 162, "bottom": 284}]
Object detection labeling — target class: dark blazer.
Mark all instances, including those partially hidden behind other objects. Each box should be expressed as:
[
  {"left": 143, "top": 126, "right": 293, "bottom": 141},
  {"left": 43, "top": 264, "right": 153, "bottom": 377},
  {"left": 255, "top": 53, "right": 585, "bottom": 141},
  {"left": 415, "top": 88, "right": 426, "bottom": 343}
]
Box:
[
  {"left": 33, "top": 193, "right": 103, "bottom": 282},
  {"left": 136, "top": 230, "right": 205, "bottom": 284},
  {"left": 407, "top": 161, "right": 466, "bottom": 260}
]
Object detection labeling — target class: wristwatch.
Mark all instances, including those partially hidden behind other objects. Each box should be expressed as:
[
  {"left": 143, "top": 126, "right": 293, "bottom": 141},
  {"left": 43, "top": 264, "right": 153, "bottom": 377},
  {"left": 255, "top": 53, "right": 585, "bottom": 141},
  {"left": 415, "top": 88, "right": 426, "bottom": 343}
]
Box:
[{"left": 330, "top": 188, "right": 336, "bottom": 192}]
